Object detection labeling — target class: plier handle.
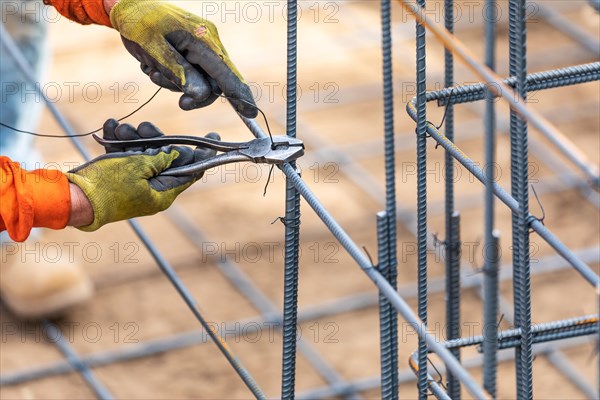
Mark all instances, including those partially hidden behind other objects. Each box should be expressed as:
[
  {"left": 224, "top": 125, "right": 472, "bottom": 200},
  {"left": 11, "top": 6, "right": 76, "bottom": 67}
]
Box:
[{"left": 92, "top": 134, "right": 304, "bottom": 176}]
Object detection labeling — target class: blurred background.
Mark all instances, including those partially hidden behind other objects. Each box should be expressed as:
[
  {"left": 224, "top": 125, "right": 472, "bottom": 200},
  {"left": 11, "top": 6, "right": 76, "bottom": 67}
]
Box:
[{"left": 1, "top": 0, "right": 599, "bottom": 398}]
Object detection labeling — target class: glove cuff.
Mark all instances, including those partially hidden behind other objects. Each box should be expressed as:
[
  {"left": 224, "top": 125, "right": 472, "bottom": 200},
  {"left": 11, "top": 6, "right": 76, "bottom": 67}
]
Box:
[{"left": 65, "top": 173, "right": 108, "bottom": 232}]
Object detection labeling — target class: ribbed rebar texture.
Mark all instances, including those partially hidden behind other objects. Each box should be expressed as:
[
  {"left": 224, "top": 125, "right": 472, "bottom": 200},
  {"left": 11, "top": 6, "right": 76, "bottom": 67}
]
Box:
[
  {"left": 377, "top": 211, "right": 395, "bottom": 399},
  {"left": 431, "top": 62, "right": 600, "bottom": 106},
  {"left": 508, "top": 1, "right": 533, "bottom": 398},
  {"left": 483, "top": 2, "right": 499, "bottom": 397},
  {"left": 442, "top": 2, "right": 461, "bottom": 397},
  {"left": 444, "top": 315, "right": 599, "bottom": 350},
  {"left": 380, "top": 0, "right": 399, "bottom": 397},
  {"left": 281, "top": 0, "right": 301, "bottom": 398},
  {"left": 416, "top": 0, "right": 428, "bottom": 398},
  {"left": 446, "top": 212, "right": 461, "bottom": 398},
  {"left": 482, "top": 233, "right": 500, "bottom": 398}
]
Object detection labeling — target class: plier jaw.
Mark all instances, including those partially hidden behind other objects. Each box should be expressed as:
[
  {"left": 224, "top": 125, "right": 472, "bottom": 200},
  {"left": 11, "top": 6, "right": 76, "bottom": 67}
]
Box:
[
  {"left": 240, "top": 136, "right": 305, "bottom": 165},
  {"left": 92, "top": 134, "right": 305, "bottom": 176}
]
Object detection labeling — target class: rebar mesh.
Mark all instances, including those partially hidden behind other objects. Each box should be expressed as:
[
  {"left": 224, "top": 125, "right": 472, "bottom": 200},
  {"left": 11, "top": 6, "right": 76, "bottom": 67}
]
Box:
[{"left": 1, "top": 1, "right": 598, "bottom": 399}]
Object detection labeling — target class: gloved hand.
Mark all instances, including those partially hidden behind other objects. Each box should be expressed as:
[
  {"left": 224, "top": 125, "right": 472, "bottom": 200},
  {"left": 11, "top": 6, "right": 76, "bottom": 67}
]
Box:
[
  {"left": 109, "top": 0, "right": 257, "bottom": 118},
  {"left": 66, "top": 119, "right": 220, "bottom": 231}
]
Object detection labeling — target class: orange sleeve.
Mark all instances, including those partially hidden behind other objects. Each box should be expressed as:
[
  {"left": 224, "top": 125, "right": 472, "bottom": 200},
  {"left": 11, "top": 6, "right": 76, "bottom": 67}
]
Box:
[
  {"left": 1, "top": 157, "right": 71, "bottom": 242},
  {"left": 43, "top": 0, "right": 112, "bottom": 27}
]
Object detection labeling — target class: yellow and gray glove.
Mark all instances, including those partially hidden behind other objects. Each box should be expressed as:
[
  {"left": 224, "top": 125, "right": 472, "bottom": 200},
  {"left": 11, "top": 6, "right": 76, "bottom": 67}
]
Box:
[
  {"left": 67, "top": 120, "right": 219, "bottom": 231},
  {"left": 110, "top": 0, "right": 257, "bottom": 117}
]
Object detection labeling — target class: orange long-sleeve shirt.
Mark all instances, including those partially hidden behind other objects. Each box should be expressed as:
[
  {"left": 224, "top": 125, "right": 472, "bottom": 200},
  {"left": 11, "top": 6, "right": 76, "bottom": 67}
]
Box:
[
  {"left": 2, "top": 1, "right": 110, "bottom": 241},
  {"left": 43, "top": 0, "right": 112, "bottom": 27},
  {"left": 1, "top": 157, "right": 71, "bottom": 242}
]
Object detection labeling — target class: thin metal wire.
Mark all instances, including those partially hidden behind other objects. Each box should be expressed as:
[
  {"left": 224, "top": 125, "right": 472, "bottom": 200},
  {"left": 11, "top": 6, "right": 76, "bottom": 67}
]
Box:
[
  {"left": 408, "top": 354, "right": 452, "bottom": 400},
  {"left": 0, "top": 23, "right": 266, "bottom": 400},
  {"left": 406, "top": 100, "right": 599, "bottom": 287}
]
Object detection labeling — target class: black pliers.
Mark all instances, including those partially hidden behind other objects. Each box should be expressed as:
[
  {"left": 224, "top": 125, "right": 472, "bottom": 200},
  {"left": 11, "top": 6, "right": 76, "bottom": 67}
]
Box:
[{"left": 92, "top": 134, "right": 304, "bottom": 176}]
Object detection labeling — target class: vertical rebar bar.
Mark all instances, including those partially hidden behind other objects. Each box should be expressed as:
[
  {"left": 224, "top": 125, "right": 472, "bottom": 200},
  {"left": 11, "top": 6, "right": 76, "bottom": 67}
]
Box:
[
  {"left": 281, "top": 0, "right": 301, "bottom": 398},
  {"left": 508, "top": 1, "right": 533, "bottom": 398},
  {"left": 483, "top": 2, "right": 499, "bottom": 397},
  {"left": 445, "top": 211, "right": 461, "bottom": 399},
  {"left": 442, "top": 1, "right": 461, "bottom": 398},
  {"left": 482, "top": 232, "right": 500, "bottom": 398},
  {"left": 416, "top": 0, "right": 428, "bottom": 398},
  {"left": 381, "top": 0, "right": 399, "bottom": 397},
  {"left": 377, "top": 211, "right": 395, "bottom": 399}
]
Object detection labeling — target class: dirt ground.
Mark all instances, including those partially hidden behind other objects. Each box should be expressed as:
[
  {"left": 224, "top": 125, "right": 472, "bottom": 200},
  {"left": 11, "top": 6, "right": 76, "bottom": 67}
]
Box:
[{"left": 1, "top": 1, "right": 599, "bottom": 399}]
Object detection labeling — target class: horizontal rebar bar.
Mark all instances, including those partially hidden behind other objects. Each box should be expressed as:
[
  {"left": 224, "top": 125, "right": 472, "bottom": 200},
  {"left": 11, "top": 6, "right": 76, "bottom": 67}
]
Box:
[
  {"left": 429, "top": 62, "right": 600, "bottom": 106},
  {"left": 444, "top": 315, "right": 599, "bottom": 350}
]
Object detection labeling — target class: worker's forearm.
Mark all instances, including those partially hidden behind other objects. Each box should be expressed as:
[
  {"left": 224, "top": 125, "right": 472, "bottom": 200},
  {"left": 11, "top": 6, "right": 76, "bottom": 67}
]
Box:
[
  {"left": 103, "top": 0, "right": 119, "bottom": 14},
  {"left": 68, "top": 184, "right": 94, "bottom": 228}
]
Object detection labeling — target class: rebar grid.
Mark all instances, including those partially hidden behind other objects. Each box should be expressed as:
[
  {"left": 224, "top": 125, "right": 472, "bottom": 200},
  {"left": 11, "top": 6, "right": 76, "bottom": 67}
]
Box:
[
  {"left": 401, "top": 1, "right": 599, "bottom": 398},
  {"left": 1, "top": 2, "right": 599, "bottom": 399}
]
